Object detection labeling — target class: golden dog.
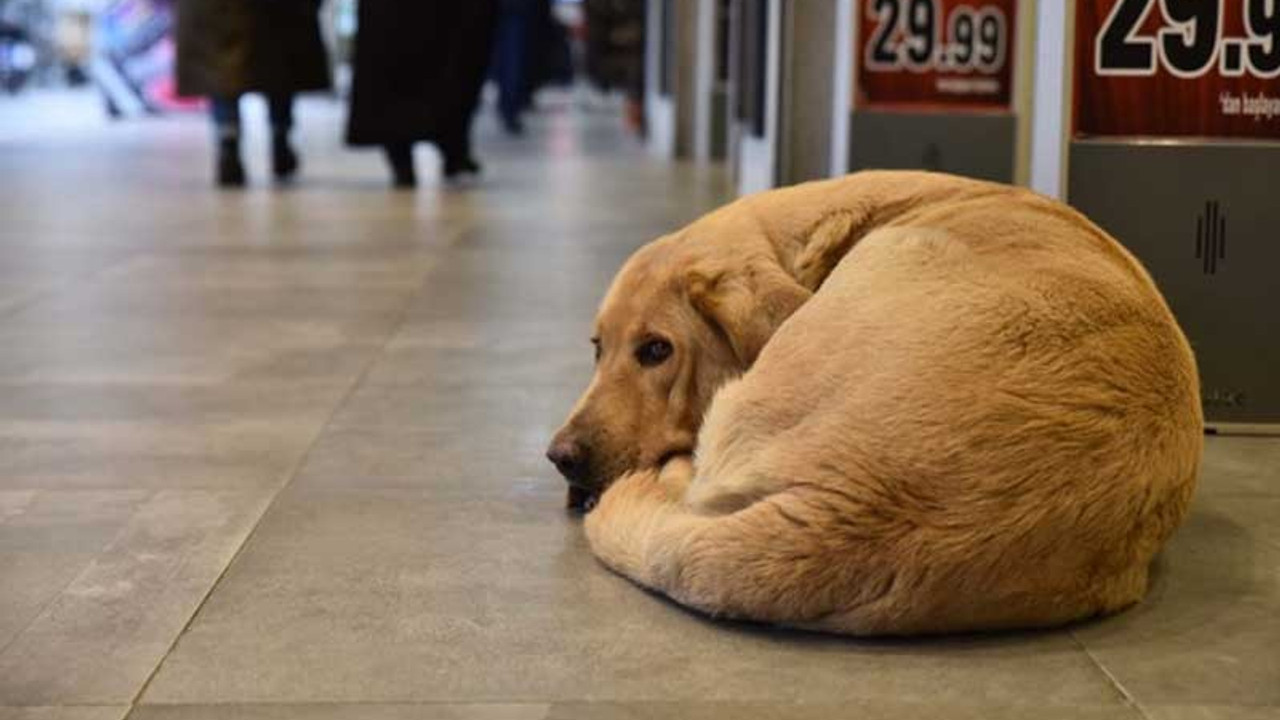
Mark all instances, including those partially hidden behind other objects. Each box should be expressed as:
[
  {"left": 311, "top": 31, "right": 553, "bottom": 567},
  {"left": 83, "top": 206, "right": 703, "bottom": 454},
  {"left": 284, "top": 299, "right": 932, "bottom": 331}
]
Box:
[{"left": 547, "top": 171, "right": 1202, "bottom": 635}]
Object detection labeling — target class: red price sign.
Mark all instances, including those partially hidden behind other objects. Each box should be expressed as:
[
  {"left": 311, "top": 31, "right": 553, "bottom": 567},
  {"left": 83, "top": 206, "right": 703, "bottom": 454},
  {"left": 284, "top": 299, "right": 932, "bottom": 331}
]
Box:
[
  {"left": 856, "top": 0, "right": 1018, "bottom": 111},
  {"left": 1076, "top": 0, "right": 1280, "bottom": 139}
]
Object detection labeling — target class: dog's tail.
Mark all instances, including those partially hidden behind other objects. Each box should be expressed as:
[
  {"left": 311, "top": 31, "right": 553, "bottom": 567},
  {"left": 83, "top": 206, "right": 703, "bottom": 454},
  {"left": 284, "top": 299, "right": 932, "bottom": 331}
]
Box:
[{"left": 582, "top": 464, "right": 919, "bottom": 634}]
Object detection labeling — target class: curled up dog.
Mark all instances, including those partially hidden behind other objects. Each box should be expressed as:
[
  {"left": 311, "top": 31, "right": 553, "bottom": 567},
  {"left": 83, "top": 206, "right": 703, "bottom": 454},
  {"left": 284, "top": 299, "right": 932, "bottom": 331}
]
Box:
[{"left": 547, "top": 171, "right": 1203, "bottom": 636}]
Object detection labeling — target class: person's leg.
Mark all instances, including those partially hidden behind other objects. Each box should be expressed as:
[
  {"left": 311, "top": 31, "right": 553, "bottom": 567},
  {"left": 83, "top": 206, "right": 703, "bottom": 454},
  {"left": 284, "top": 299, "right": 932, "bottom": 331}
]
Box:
[
  {"left": 211, "top": 95, "right": 241, "bottom": 138},
  {"left": 442, "top": 0, "right": 497, "bottom": 177},
  {"left": 383, "top": 142, "right": 416, "bottom": 188},
  {"left": 267, "top": 92, "right": 299, "bottom": 180},
  {"left": 438, "top": 127, "right": 480, "bottom": 178},
  {"left": 210, "top": 95, "right": 245, "bottom": 187},
  {"left": 519, "top": 0, "right": 554, "bottom": 111},
  {"left": 495, "top": 8, "right": 529, "bottom": 134},
  {"left": 267, "top": 92, "right": 294, "bottom": 133}
]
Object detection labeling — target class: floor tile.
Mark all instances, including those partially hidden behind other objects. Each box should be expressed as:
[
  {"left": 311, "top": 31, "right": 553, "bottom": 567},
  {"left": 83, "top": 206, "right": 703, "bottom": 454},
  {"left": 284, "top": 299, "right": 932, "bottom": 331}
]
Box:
[
  {"left": 361, "top": 320, "right": 593, "bottom": 388},
  {"left": 93, "top": 252, "right": 434, "bottom": 292},
  {"left": 290, "top": 424, "right": 560, "bottom": 496},
  {"left": 326, "top": 382, "right": 581, "bottom": 434},
  {"left": 0, "top": 283, "right": 408, "bottom": 384},
  {"left": 1198, "top": 437, "right": 1280, "bottom": 497},
  {"left": 0, "top": 285, "right": 58, "bottom": 317},
  {"left": 0, "top": 384, "right": 347, "bottom": 490},
  {"left": 121, "top": 702, "right": 1153, "bottom": 720},
  {"left": 126, "top": 705, "right": 547, "bottom": 720},
  {"left": 0, "top": 490, "right": 277, "bottom": 705},
  {"left": 542, "top": 702, "right": 1146, "bottom": 720},
  {"left": 1143, "top": 707, "right": 1280, "bottom": 720},
  {"left": 0, "top": 328, "right": 384, "bottom": 385},
  {"left": 0, "top": 708, "right": 128, "bottom": 720},
  {"left": 141, "top": 489, "right": 1126, "bottom": 706},
  {"left": 1073, "top": 496, "right": 1280, "bottom": 708},
  {"left": 0, "top": 491, "right": 150, "bottom": 647}
]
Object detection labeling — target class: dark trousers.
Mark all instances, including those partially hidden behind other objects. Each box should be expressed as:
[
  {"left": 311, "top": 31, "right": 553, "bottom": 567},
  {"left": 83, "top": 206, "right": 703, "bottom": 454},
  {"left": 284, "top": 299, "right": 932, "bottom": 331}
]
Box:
[
  {"left": 210, "top": 93, "right": 295, "bottom": 140},
  {"left": 493, "top": 6, "right": 534, "bottom": 124}
]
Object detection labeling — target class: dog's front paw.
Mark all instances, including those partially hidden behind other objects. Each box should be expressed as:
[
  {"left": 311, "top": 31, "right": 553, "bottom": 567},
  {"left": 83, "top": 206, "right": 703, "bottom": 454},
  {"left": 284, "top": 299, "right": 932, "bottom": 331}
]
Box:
[
  {"left": 589, "top": 469, "right": 661, "bottom": 517},
  {"left": 583, "top": 469, "right": 670, "bottom": 583}
]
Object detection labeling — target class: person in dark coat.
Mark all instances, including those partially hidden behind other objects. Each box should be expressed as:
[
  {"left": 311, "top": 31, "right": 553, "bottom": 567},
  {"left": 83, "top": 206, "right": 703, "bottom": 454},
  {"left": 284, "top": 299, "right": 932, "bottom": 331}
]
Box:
[
  {"left": 346, "top": 1, "right": 498, "bottom": 188},
  {"left": 175, "top": 0, "right": 331, "bottom": 187}
]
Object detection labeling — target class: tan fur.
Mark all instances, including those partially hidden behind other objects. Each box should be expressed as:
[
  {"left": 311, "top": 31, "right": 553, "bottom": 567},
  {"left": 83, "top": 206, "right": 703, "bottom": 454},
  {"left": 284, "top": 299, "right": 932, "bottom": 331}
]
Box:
[{"left": 557, "top": 171, "right": 1202, "bottom": 635}]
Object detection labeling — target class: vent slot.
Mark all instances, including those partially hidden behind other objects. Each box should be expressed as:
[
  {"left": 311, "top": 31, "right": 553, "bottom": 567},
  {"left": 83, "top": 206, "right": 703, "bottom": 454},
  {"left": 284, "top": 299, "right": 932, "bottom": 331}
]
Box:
[{"left": 1195, "top": 201, "right": 1227, "bottom": 275}]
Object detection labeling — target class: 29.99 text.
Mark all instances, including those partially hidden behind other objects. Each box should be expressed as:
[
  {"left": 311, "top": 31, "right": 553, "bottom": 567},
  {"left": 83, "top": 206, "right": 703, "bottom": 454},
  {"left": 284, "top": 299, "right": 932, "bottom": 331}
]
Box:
[
  {"left": 1096, "top": 0, "right": 1280, "bottom": 78},
  {"left": 864, "top": 0, "right": 1010, "bottom": 74}
]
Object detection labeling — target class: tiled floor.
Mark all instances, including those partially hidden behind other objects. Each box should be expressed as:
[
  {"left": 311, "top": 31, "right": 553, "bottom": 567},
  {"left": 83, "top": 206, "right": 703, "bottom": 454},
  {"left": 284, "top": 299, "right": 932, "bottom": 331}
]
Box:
[{"left": 0, "top": 91, "right": 1277, "bottom": 720}]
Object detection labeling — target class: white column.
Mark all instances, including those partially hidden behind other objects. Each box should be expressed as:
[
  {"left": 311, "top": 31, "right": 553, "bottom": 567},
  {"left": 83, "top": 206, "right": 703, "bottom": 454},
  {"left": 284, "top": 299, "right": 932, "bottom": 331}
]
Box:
[
  {"left": 693, "top": 0, "right": 716, "bottom": 162},
  {"left": 830, "top": 0, "right": 854, "bottom": 177},
  {"left": 1028, "top": 0, "right": 1071, "bottom": 198},
  {"left": 646, "top": 0, "right": 676, "bottom": 158}
]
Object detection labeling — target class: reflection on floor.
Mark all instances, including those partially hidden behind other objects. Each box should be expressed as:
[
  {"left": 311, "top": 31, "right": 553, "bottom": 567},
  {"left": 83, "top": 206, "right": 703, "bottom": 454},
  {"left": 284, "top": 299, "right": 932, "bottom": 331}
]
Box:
[{"left": 0, "top": 92, "right": 1276, "bottom": 720}]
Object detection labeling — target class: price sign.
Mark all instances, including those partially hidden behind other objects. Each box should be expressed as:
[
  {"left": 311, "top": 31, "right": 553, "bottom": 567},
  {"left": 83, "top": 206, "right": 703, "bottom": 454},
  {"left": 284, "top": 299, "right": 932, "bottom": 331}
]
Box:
[
  {"left": 856, "top": 0, "right": 1018, "bottom": 111},
  {"left": 1076, "top": 0, "right": 1280, "bottom": 139}
]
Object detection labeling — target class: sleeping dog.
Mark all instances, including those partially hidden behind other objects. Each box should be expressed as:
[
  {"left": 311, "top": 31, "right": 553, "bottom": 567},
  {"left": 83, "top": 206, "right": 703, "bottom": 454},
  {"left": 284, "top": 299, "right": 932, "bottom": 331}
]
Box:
[{"left": 547, "top": 171, "right": 1202, "bottom": 635}]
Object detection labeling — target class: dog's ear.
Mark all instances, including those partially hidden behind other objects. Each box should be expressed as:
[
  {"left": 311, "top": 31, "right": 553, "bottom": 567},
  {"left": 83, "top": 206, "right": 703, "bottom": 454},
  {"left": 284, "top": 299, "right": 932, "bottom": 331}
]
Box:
[
  {"left": 685, "top": 262, "right": 811, "bottom": 367},
  {"left": 792, "top": 211, "right": 859, "bottom": 290}
]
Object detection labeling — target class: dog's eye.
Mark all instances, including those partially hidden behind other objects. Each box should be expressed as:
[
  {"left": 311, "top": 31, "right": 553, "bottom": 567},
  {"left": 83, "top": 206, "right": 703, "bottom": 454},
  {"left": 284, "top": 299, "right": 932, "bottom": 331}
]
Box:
[
  {"left": 635, "top": 338, "right": 673, "bottom": 367},
  {"left": 591, "top": 338, "right": 601, "bottom": 363}
]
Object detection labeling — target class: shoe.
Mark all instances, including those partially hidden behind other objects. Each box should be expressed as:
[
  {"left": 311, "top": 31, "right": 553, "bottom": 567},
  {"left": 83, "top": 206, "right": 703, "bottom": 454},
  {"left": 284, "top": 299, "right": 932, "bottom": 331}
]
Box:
[
  {"left": 392, "top": 168, "right": 417, "bottom": 189},
  {"left": 384, "top": 144, "right": 416, "bottom": 189},
  {"left": 272, "top": 134, "right": 299, "bottom": 181},
  {"left": 217, "top": 139, "right": 246, "bottom": 188},
  {"left": 443, "top": 155, "right": 482, "bottom": 180}
]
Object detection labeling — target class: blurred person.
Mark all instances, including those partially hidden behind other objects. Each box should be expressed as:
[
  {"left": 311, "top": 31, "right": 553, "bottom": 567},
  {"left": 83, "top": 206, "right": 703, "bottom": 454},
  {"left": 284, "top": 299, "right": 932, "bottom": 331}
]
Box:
[
  {"left": 346, "top": 2, "right": 498, "bottom": 188},
  {"left": 175, "top": 0, "right": 331, "bottom": 188},
  {"left": 583, "top": 0, "right": 646, "bottom": 134},
  {"left": 491, "top": 0, "right": 571, "bottom": 135},
  {"left": 0, "top": 18, "right": 36, "bottom": 95},
  {"left": 491, "top": 0, "right": 542, "bottom": 135}
]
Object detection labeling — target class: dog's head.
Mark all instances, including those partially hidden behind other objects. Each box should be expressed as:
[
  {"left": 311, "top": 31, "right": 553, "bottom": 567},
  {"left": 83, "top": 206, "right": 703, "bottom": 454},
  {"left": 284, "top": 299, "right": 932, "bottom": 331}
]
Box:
[{"left": 547, "top": 211, "right": 812, "bottom": 500}]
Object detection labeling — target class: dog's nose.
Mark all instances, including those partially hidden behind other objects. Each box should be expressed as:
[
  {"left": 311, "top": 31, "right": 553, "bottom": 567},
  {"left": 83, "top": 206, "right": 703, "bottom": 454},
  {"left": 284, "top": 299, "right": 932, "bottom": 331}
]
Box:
[{"left": 547, "top": 438, "right": 589, "bottom": 484}]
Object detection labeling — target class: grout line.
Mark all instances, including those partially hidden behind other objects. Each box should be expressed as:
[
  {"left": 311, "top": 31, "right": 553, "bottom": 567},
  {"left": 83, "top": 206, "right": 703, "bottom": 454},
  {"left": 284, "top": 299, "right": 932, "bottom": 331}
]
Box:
[
  {"left": 0, "top": 704, "right": 133, "bottom": 708},
  {"left": 122, "top": 700, "right": 557, "bottom": 708},
  {"left": 1070, "top": 630, "right": 1153, "bottom": 720},
  {"left": 123, "top": 254, "right": 438, "bottom": 716}
]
